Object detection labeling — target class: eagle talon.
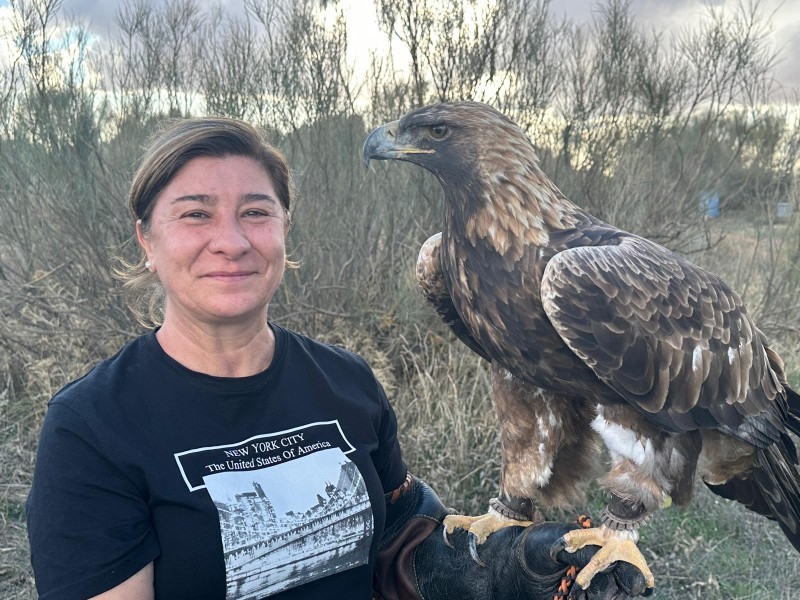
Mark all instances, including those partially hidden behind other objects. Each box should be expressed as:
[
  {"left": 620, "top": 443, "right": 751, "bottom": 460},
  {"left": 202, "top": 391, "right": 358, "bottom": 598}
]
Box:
[
  {"left": 468, "top": 532, "right": 488, "bottom": 567},
  {"left": 549, "top": 536, "right": 567, "bottom": 562},
  {"left": 442, "top": 526, "right": 454, "bottom": 549}
]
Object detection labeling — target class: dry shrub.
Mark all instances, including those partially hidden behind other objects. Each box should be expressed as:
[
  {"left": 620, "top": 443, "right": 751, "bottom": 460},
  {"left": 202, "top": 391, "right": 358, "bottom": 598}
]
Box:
[{"left": 390, "top": 329, "right": 499, "bottom": 514}]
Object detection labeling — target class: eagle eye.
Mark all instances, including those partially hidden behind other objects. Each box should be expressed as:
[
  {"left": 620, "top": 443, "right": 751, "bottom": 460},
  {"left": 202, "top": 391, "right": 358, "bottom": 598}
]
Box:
[{"left": 429, "top": 125, "right": 449, "bottom": 140}]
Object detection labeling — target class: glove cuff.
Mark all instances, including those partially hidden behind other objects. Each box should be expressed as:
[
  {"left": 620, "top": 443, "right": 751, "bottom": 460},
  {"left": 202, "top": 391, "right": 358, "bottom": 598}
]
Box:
[{"left": 373, "top": 474, "right": 450, "bottom": 600}]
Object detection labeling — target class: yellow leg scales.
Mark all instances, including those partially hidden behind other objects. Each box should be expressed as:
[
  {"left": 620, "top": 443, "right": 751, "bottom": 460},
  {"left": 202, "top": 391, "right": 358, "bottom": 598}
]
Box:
[
  {"left": 443, "top": 511, "right": 536, "bottom": 544},
  {"left": 561, "top": 525, "right": 655, "bottom": 589}
]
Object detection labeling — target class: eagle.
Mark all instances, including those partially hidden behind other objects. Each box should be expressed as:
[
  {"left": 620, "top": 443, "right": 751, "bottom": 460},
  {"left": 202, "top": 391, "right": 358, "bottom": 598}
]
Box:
[{"left": 363, "top": 101, "right": 800, "bottom": 590}]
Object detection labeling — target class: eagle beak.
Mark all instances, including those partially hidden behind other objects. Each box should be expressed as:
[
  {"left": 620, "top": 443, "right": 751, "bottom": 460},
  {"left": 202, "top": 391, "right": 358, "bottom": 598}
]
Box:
[
  {"left": 363, "top": 120, "right": 434, "bottom": 169},
  {"left": 363, "top": 120, "right": 400, "bottom": 168}
]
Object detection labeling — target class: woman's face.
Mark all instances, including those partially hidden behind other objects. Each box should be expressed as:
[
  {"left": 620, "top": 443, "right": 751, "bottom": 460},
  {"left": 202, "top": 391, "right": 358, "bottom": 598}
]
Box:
[{"left": 137, "top": 155, "right": 288, "bottom": 329}]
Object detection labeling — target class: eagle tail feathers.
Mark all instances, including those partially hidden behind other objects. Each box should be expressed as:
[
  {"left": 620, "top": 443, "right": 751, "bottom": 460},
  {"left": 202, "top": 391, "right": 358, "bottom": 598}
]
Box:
[
  {"left": 706, "top": 442, "right": 800, "bottom": 553},
  {"left": 703, "top": 477, "right": 775, "bottom": 520},
  {"left": 752, "top": 444, "right": 800, "bottom": 553}
]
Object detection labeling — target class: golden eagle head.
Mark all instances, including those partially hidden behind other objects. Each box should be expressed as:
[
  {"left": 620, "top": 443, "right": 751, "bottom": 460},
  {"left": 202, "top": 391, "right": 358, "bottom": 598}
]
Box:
[
  {"left": 363, "top": 101, "right": 539, "bottom": 193},
  {"left": 363, "top": 102, "right": 573, "bottom": 248}
]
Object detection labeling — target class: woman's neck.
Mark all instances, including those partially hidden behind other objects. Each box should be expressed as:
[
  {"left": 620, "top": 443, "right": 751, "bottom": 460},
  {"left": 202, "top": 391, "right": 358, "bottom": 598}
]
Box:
[{"left": 155, "top": 313, "right": 276, "bottom": 378}]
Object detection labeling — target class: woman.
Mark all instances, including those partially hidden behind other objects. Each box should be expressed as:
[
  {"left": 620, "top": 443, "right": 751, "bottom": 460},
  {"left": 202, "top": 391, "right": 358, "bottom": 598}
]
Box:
[{"left": 26, "top": 117, "right": 645, "bottom": 599}]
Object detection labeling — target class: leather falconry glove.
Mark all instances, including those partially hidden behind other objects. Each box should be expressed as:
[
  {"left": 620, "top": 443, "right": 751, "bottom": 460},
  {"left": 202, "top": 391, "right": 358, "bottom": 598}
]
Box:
[{"left": 373, "top": 474, "right": 650, "bottom": 600}]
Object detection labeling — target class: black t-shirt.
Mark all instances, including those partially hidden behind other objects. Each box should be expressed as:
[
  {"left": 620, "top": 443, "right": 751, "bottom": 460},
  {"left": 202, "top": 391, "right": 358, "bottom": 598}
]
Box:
[{"left": 26, "top": 324, "right": 407, "bottom": 599}]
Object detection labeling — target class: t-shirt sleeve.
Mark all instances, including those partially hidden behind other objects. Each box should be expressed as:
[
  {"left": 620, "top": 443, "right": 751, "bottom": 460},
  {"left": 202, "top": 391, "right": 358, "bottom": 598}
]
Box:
[
  {"left": 371, "top": 380, "right": 408, "bottom": 494},
  {"left": 26, "top": 401, "right": 160, "bottom": 599}
]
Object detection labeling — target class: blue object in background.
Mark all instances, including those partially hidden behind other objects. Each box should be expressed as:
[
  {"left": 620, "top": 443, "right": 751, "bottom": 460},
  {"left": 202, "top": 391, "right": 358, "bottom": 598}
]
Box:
[{"left": 700, "top": 192, "right": 720, "bottom": 218}]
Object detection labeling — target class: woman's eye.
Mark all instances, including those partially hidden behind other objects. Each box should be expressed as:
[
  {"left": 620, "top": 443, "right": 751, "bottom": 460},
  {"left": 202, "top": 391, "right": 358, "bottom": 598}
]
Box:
[
  {"left": 243, "top": 210, "right": 269, "bottom": 218},
  {"left": 183, "top": 211, "right": 209, "bottom": 219},
  {"left": 429, "top": 125, "right": 448, "bottom": 139}
]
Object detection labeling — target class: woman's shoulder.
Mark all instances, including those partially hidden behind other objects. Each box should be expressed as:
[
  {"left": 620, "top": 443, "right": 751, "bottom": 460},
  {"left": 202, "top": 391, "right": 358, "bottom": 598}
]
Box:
[{"left": 50, "top": 333, "right": 154, "bottom": 410}]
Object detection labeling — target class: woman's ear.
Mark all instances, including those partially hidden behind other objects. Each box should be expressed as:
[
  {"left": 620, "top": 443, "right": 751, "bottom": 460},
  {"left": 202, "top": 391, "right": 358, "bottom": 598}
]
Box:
[
  {"left": 136, "top": 219, "right": 151, "bottom": 257},
  {"left": 136, "top": 219, "right": 155, "bottom": 272}
]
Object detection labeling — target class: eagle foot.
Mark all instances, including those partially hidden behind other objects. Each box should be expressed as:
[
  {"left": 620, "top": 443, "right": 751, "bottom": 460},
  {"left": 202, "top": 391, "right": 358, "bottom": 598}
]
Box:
[
  {"left": 443, "top": 500, "right": 542, "bottom": 566},
  {"left": 551, "top": 524, "right": 655, "bottom": 590}
]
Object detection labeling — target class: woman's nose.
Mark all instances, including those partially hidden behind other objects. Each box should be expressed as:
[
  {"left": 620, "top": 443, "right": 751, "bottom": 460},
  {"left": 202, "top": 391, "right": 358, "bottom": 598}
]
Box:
[{"left": 208, "top": 215, "right": 251, "bottom": 257}]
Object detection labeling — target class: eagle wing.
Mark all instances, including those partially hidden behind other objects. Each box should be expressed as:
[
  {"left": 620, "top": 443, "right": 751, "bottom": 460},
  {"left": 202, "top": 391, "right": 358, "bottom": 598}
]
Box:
[
  {"left": 417, "top": 232, "right": 492, "bottom": 362},
  {"left": 540, "top": 234, "right": 787, "bottom": 447}
]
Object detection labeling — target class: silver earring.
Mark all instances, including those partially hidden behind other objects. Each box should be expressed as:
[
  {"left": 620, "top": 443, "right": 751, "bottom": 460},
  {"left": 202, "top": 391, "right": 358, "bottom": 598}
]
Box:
[{"left": 145, "top": 260, "right": 153, "bottom": 270}]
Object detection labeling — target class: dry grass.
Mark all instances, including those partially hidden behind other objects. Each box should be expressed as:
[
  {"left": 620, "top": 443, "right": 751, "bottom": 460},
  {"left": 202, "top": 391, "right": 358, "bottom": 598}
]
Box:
[
  {"left": 391, "top": 333, "right": 500, "bottom": 515},
  {"left": 642, "top": 483, "right": 800, "bottom": 598},
  {"left": 0, "top": 270, "right": 132, "bottom": 599},
  {"left": 0, "top": 380, "right": 38, "bottom": 599}
]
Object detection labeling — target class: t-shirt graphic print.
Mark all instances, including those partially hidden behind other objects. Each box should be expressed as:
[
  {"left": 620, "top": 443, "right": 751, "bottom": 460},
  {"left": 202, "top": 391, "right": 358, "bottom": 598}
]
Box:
[{"left": 175, "top": 421, "right": 374, "bottom": 599}]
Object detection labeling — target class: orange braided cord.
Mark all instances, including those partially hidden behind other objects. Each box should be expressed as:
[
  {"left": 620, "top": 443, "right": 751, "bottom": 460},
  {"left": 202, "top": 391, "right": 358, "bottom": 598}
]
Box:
[{"left": 554, "top": 515, "right": 592, "bottom": 599}]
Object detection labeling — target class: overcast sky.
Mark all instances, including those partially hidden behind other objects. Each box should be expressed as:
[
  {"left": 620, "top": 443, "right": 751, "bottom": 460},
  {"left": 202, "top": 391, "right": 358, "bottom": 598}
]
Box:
[{"left": 8, "top": 0, "right": 800, "bottom": 92}]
